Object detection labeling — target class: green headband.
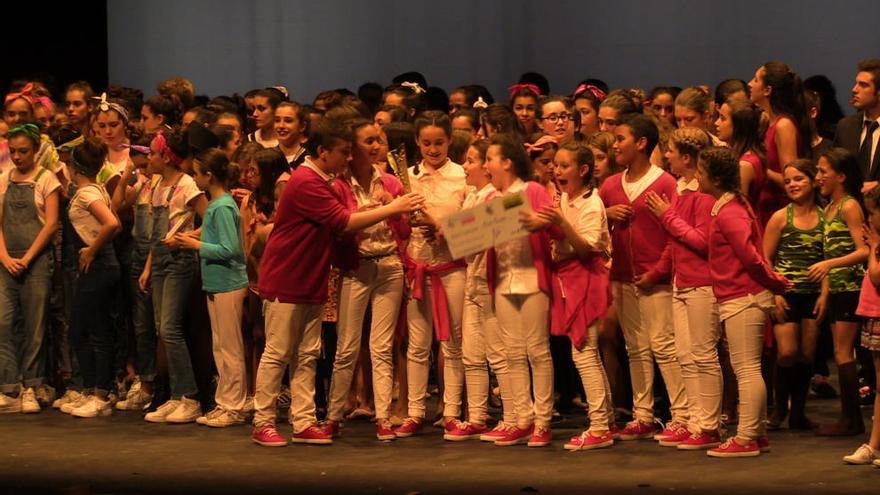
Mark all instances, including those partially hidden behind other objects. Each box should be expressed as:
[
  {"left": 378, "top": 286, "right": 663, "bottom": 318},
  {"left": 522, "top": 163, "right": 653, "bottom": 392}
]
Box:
[{"left": 7, "top": 123, "right": 40, "bottom": 142}]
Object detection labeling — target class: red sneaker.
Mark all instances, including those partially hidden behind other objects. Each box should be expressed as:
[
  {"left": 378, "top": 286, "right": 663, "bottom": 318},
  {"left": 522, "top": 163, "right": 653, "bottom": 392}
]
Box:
[
  {"left": 707, "top": 438, "right": 760, "bottom": 458},
  {"left": 376, "top": 420, "right": 396, "bottom": 441},
  {"left": 758, "top": 436, "right": 771, "bottom": 453},
  {"left": 677, "top": 431, "right": 722, "bottom": 450},
  {"left": 494, "top": 424, "right": 534, "bottom": 446},
  {"left": 564, "top": 430, "right": 614, "bottom": 451},
  {"left": 657, "top": 423, "right": 691, "bottom": 447},
  {"left": 319, "top": 419, "right": 341, "bottom": 438},
  {"left": 609, "top": 423, "right": 621, "bottom": 440},
  {"left": 654, "top": 421, "right": 687, "bottom": 441},
  {"left": 291, "top": 424, "right": 333, "bottom": 445},
  {"left": 527, "top": 426, "right": 552, "bottom": 447},
  {"left": 444, "top": 421, "right": 488, "bottom": 441},
  {"left": 619, "top": 420, "right": 657, "bottom": 440},
  {"left": 480, "top": 422, "right": 514, "bottom": 442},
  {"left": 251, "top": 424, "right": 288, "bottom": 447},
  {"left": 393, "top": 417, "right": 423, "bottom": 438}
]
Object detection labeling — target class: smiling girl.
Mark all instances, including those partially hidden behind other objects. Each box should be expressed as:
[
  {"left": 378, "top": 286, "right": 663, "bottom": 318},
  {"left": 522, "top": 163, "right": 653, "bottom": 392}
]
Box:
[
  {"left": 763, "top": 159, "right": 826, "bottom": 431},
  {"left": 273, "top": 101, "right": 308, "bottom": 168}
]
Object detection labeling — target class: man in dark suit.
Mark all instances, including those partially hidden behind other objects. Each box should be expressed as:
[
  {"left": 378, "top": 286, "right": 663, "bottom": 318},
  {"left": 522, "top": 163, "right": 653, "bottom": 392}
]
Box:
[{"left": 834, "top": 59, "right": 880, "bottom": 193}]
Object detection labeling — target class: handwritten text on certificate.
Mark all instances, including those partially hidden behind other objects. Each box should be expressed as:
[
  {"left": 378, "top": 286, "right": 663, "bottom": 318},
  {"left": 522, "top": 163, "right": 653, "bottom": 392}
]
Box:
[{"left": 442, "top": 192, "right": 531, "bottom": 259}]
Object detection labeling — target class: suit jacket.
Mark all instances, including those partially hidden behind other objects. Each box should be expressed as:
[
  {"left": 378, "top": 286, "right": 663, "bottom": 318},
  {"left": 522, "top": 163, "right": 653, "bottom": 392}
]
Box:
[{"left": 834, "top": 113, "right": 880, "bottom": 181}]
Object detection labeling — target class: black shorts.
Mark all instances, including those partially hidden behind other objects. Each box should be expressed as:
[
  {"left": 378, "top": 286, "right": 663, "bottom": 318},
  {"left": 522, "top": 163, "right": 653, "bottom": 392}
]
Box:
[
  {"left": 781, "top": 292, "right": 819, "bottom": 323},
  {"left": 828, "top": 291, "right": 861, "bottom": 323}
]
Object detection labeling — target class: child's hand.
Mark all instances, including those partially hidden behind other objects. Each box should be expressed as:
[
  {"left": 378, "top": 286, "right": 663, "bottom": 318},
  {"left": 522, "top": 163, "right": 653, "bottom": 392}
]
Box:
[
  {"left": 862, "top": 223, "right": 880, "bottom": 249},
  {"left": 644, "top": 191, "right": 671, "bottom": 218},
  {"left": 173, "top": 232, "right": 201, "bottom": 250},
  {"left": 772, "top": 295, "right": 789, "bottom": 323},
  {"left": 519, "top": 210, "right": 548, "bottom": 231},
  {"left": 606, "top": 204, "right": 633, "bottom": 222},
  {"left": 535, "top": 206, "right": 563, "bottom": 226},
  {"left": 806, "top": 260, "right": 833, "bottom": 282}
]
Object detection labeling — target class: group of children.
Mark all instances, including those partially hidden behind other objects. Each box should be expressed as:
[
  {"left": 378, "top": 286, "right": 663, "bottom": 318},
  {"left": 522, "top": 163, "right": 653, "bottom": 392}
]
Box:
[{"left": 0, "top": 59, "right": 879, "bottom": 464}]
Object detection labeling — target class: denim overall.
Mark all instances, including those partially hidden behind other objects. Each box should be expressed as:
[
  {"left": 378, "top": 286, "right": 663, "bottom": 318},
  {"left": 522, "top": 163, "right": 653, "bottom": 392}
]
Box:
[
  {"left": 130, "top": 178, "right": 157, "bottom": 383},
  {"left": 0, "top": 169, "right": 52, "bottom": 394},
  {"left": 68, "top": 184, "right": 120, "bottom": 394},
  {"left": 150, "top": 175, "right": 198, "bottom": 399}
]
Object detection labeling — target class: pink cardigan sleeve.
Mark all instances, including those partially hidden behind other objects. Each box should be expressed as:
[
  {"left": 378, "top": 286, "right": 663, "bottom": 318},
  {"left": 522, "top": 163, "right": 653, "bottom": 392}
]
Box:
[
  {"left": 659, "top": 194, "right": 713, "bottom": 258},
  {"left": 716, "top": 206, "right": 789, "bottom": 294}
]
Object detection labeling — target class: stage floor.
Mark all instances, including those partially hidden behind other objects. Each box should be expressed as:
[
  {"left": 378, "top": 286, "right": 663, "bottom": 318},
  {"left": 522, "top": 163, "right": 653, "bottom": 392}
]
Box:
[{"left": 0, "top": 398, "right": 876, "bottom": 495}]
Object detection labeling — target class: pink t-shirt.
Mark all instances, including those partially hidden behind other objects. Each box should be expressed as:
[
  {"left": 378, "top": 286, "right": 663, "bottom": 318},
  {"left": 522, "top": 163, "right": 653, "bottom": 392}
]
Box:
[{"left": 857, "top": 270, "right": 880, "bottom": 319}]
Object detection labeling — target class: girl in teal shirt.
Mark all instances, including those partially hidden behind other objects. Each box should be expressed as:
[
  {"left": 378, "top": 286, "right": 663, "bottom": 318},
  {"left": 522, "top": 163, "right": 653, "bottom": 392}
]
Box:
[{"left": 174, "top": 148, "right": 248, "bottom": 427}]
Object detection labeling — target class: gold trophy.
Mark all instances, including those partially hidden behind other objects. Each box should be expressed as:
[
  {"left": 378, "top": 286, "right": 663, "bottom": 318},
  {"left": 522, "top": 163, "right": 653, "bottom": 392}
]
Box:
[{"left": 387, "top": 144, "right": 427, "bottom": 225}]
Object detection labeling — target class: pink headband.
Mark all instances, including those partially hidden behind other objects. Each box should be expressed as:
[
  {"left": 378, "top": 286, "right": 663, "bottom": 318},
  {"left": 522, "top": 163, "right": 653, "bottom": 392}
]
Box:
[
  {"left": 508, "top": 83, "right": 541, "bottom": 99},
  {"left": 524, "top": 135, "right": 558, "bottom": 153},
  {"left": 4, "top": 83, "right": 55, "bottom": 113},
  {"left": 573, "top": 84, "right": 606, "bottom": 103},
  {"left": 152, "top": 131, "right": 183, "bottom": 166}
]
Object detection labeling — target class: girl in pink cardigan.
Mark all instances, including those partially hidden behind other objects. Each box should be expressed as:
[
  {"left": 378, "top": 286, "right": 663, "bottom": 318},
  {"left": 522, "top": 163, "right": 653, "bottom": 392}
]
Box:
[{"left": 696, "top": 146, "right": 791, "bottom": 458}]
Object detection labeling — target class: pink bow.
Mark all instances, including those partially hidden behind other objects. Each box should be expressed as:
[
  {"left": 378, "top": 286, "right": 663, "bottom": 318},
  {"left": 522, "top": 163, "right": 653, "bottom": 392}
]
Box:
[
  {"left": 573, "top": 84, "right": 606, "bottom": 102},
  {"left": 524, "top": 135, "right": 558, "bottom": 152},
  {"left": 508, "top": 83, "right": 541, "bottom": 99},
  {"left": 4, "top": 83, "right": 55, "bottom": 113}
]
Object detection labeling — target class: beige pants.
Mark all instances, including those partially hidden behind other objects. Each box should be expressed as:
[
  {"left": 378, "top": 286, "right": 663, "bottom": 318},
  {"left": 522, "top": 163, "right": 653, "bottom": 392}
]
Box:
[
  {"left": 571, "top": 322, "right": 614, "bottom": 432},
  {"left": 613, "top": 282, "right": 687, "bottom": 424},
  {"left": 462, "top": 283, "right": 512, "bottom": 424},
  {"left": 253, "top": 299, "right": 323, "bottom": 432},
  {"left": 328, "top": 256, "right": 404, "bottom": 421},
  {"left": 495, "top": 291, "right": 553, "bottom": 428},
  {"left": 406, "top": 269, "right": 465, "bottom": 419},
  {"left": 206, "top": 288, "right": 248, "bottom": 412},
  {"left": 720, "top": 292, "right": 773, "bottom": 441},
  {"left": 672, "top": 285, "right": 721, "bottom": 433}
]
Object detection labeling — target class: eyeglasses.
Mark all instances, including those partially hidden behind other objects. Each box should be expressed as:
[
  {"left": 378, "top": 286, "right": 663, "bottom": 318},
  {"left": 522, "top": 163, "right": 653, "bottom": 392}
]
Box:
[{"left": 540, "top": 113, "right": 575, "bottom": 124}]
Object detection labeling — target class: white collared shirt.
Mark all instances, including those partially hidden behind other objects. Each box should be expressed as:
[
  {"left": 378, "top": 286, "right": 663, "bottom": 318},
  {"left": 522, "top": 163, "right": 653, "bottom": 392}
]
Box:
[
  {"left": 300, "top": 157, "right": 334, "bottom": 183},
  {"left": 555, "top": 190, "right": 610, "bottom": 261},
  {"left": 677, "top": 177, "right": 700, "bottom": 194},
  {"left": 348, "top": 168, "right": 397, "bottom": 257},
  {"left": 406, "top": 159, "right": 467, "bottom": 264},
  {"left": 622, "top": 164, "right": 664, "bottom": 202},
  {"left": 495, "top": 179, "right": 538, "bottom": 295},
  {"left": 464, "top": 183, "right": 497, "bottom": 293},
  {"left": 860, "top": 115, "right": 880, "bottom": 165}
]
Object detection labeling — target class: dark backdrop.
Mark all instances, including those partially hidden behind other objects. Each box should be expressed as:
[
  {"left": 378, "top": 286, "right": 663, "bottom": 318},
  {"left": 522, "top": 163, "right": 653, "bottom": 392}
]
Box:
[{"left": 4, "top": 2, "right": 108, "bottom": 99}]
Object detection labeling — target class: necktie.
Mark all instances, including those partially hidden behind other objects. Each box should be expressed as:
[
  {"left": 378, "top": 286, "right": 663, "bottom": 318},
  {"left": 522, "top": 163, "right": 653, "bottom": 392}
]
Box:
[{"left": 860, "top": 120, "right": 879, "bottom": 176}]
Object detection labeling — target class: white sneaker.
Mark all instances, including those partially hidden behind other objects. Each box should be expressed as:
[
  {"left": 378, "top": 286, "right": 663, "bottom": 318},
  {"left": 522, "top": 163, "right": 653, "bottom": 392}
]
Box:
[
  {"left": 72, "top": 396, "right": 113, "bottom": 418},
  {"left": 61, "top": 394, "right": 92, "bottom": 414},
  {"left": 204, "top": 408, "right": 244, "bottom": 428},
  {"left": 20, "top": 388, "right": 41, "bottom": 413},
  {"left": 53, "top": 389, "right": 83, "bottom": 409},
  {"left": 35, "top": 384, "right": 56, "bottom": 407},
  {"left": 0, "top": 392, "right": 21, "bottom": 414},
  {"left": 144, "top": 400, "right": 181, "bottom": 423},
  {"left": 165, "top": 397, "right": 201, "bottom": 424},
  {"left": 196, "top": 406, "right": 224, "bottom": 425},
  {"left": 844, "top": 444, "right": 878, "bottom": 465},
  {"left": 116, "top": 383, "right": 153, "bottom": 411}
]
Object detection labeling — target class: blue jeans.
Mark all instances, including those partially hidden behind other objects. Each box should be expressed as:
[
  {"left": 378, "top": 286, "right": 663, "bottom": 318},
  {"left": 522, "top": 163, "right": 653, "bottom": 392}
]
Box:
[
  {"left": 0, "top": 253, "right": 51, "bottom": 394},
  {"left": 130, "top": 261, "right": 156, "bottom": 381},
  {"left": 152, "top": 253, "right": 198, "bottom": 399},
  {"left": 70, "top": 262, "right": 120, "bottom": 394}
]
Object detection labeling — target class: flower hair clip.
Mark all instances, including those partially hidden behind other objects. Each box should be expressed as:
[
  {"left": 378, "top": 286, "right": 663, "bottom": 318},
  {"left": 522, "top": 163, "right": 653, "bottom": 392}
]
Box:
[
  {"left": 401, "top": 81, "right": 425, "bottom": 94},
  {"left": 92, "top": 92, "right": 130, "bottom": 122},
  {"left": 473, "top": 97, "right": 489, "bottom": 110}
]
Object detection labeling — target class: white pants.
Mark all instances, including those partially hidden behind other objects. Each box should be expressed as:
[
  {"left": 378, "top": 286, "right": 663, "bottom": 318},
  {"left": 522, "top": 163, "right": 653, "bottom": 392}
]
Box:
[
  {"left": 720, "top": 292, "right": 773, "bottom": 441},
  {"left": 495, "top": 291, "right": 553, "bottom": 428},
  {"left": 206, "top": 288, "right": 248, "bottom": 413},
  {"left": 328, "top": 256, "right": 404, "bottom": 421},
  {"left": 571, "top": 322, "right": 613, "bottom": 432},
  {"left": 672, "top": 285, "right": 721, "bottom": 433},
  {"left": 406, "top": 269, "right": 465, "bottom": 419},
  {"left": 461, "top": 283, "right": 512, "bottom": 424},
  {"left": 253, "top": 300, "right": 323, "bottom": 432},
  {"left": 613, "top": 282, "right": 687, "bottom": 424}
]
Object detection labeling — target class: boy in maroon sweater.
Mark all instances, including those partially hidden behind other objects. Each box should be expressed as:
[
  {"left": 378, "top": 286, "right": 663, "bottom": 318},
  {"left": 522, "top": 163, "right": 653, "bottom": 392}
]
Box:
[
  {"left": 251, "top": 119, "right": 423, "bottom": 447},
  {"left": 598, "top": 114, "right": 688, "bottom": 442}
]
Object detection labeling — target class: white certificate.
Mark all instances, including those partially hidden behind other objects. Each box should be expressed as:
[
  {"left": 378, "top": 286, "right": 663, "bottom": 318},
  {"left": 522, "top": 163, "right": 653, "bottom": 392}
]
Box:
[{"left": 441, "top": 192, "right": 531, "bottom": 259}]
